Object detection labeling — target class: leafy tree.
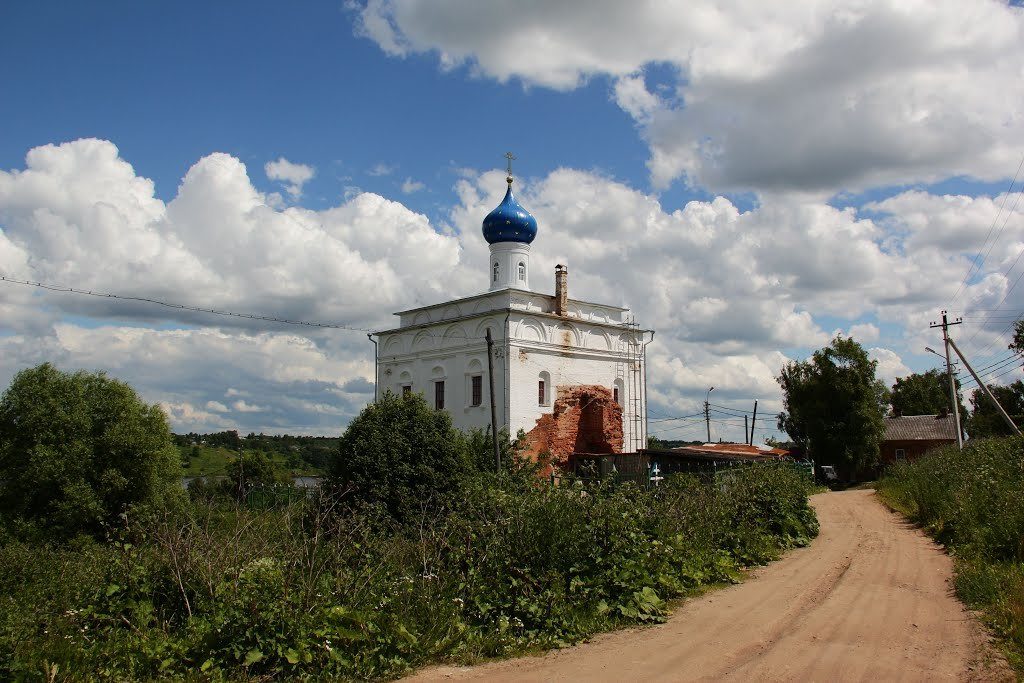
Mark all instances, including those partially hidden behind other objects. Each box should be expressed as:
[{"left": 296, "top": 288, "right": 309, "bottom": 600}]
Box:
[
  {"left": 964, "top": 381, "right": 1024, "bottom": 438},
  {"left": 461, "top": 427, "right": 531, "bottom": 474},
  {"left": 777, "top": 336, "right": 888, "bottom": 473},
  {"left": 890, "top": 368, "right": 966, "bottom": 418},
  {"left": 225, "top": 450, "right": 287, "bottom": 499},
  {"left": 328, "top": 391, "right": 472, "bottom": 522},
  {"left": 0, "top": 363, "right": 183, "bottom": 539}
]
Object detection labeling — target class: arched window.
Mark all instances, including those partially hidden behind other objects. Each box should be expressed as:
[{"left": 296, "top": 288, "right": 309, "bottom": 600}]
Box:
[
  {"left": 493, "top": 262, "right": 500, "bottom": 282},
  {"left": 466, "top": 359, "right": 484, "bottom": 408},
  {"left": 518, "top": 262, "right": 526, "bottom": 280},
  {"left": 538, "top": 370, "right": 551, "bottom": 406},
  {"left": 613, "top": 378, "right": 625, "bottom": 407},
  {"left": 431, "top": 366, "right": 446, "bottom": 410}
]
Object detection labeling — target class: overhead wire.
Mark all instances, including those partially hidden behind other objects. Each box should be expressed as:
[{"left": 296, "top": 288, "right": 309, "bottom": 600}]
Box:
[
  {"left": 0, "top": 273, "right": 504, "bottom": 344},
  {"left": 948, "top": 154, "right": 1024, "bottom": 307},
  {"left": 958, "top": 185, "right": 1024, "bottom": 350},
  {"left": 962, "top": 363, "right": 1024, "bottom": 389},
  {"left": 958, "top": 354, "right": 1023, "bottom": 389},
  {"left": 1, "top": 274, "right": 374, "bottom": 332}
]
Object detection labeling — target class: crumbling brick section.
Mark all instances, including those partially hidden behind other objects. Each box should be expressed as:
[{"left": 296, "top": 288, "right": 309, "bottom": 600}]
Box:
[{"left": 525, "top": 385, "right": 623, "bottom": 468}]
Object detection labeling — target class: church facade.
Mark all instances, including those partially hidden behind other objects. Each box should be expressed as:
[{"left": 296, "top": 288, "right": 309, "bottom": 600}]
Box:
[{"left": 372, "top": 167, "right": 652, "bottom": 460}]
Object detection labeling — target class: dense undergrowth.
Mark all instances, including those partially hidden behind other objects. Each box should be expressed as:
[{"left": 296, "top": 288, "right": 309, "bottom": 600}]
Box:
[
  {"left": 878, "top": 437, "right": 1024, "bottom": 672},
  {"left": 0, "top": 463, "right": 816, "bottom": 681}
]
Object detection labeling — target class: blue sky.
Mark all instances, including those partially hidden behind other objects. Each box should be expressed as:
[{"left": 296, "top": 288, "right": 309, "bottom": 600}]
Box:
[
  {"left": 2, "top": 1, "right": 1024, "bottom": 442},
  {"left": 1, "top": 2, "right": 655, "bottom": 214}
]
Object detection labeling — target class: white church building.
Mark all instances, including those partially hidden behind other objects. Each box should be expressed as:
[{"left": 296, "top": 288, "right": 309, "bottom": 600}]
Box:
[{"left": 372, "top": 164, "right": 652, "bottom": 460}]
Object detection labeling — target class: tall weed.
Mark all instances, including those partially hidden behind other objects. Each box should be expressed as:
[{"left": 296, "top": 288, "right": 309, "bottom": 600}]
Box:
[
  {"left": 878, "top": 437, "right": 1024, "bottom": 671},
  {"left": 0, "top": 462, "right": 817, "bottom": 680}
]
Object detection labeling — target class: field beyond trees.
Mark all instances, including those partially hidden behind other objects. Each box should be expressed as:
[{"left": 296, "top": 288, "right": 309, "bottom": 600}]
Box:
[
  {"left": 878, "top": 437, "right": 1024, "bottom": 672},
  {"left": 174, "top": 431, "right": 335, "bottom": 479}
]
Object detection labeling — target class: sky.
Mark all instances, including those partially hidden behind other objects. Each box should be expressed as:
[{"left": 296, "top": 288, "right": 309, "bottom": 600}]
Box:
[{"left": 2, "top": 0, "right": 1024, "bottom": 443}]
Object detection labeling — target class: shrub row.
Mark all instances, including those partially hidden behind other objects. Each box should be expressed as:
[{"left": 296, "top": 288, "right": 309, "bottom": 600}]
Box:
[
  {"left": 0, "top": 463, "right": 817, "bottom": 681},
  {"left": 877, "top": 437, "right": 1024, "bottom": 672}
]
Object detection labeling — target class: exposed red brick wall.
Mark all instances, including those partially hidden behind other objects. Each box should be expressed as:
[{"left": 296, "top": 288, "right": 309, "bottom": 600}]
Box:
[{"left": 525, "top": 385, "right": 623, "bottom": 470}]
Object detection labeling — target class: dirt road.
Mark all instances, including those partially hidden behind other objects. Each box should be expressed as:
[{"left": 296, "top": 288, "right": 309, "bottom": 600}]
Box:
[{"left": 407, "top": 490, "right": 1011, "bottom": 682}]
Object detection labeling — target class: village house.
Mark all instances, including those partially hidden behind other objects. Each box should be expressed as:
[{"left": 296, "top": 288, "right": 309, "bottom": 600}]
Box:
[
  {"left": 880, "top": 411, "right": 959, "bottom": 465},
  {"left": 371, "top": 163, "right": 653, "bottom": 461}
]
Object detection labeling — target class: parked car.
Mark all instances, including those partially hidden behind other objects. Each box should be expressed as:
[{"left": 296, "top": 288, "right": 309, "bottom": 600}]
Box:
[{"left": 819, "top": 465, "right": 838, "bottom": 483}]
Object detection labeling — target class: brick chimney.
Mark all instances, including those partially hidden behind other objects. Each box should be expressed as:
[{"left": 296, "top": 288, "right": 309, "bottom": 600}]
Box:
[{"left": 555, "top": 264, "right": 568, "bottom": 316}]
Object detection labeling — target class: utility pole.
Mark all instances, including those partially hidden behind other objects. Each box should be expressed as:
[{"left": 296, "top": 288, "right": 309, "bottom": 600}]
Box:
[
  {"left": 704, "top": 401, "right": 711, "bottom": 442},
  {"left": 744, "top": 415, "right": 749, "bottom": 445},
  {"left": 930, "top": 311, "right": 964, "bottom": 449},
  {"left": 485, "top": 328, "right": 500, "bottom": 472},
  {"left": 750, "top": 400, "right": 758, "bottom": 445},
  {"left": 947, "top": 336, "right": 1022, "bottom": 437},
  {"left": 704, "top": 386, "right": 714, "bottom": 442}
]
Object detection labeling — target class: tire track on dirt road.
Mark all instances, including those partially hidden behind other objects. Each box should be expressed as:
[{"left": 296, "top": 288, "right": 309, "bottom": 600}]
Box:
[{"left": 405, "top": 489, "right": 1012, "bottom": 682}]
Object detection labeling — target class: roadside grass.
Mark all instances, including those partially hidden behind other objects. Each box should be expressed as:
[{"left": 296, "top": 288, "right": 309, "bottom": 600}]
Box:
[
  {"left": 877, "top": 437, "right": 1024, "bottom": 674},
  {"left": 0, "top": 462, "right": 817, "bottom": 681}
]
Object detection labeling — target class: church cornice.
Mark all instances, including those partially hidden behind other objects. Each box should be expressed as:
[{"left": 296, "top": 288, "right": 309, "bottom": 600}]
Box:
[
  {"left": 392, "top": 288, "right": 629, "bottom": 317},
  {"left": 373, "top": 307, "right": 651, "bottom": 338}
]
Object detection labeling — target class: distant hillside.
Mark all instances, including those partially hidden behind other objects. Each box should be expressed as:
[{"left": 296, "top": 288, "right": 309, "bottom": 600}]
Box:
[{"left": 174, "top": 430, "right": 336, "bottom": 477}]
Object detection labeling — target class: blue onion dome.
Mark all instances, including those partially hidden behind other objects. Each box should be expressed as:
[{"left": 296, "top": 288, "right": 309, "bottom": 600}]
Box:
[{"left": 482, "top": 179, "right": 538, "bottom": 244}]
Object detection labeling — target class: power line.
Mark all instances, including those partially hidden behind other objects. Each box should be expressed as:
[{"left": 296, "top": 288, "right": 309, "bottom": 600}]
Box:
[
  {"left": 708, "top": 405, "right": 775, "bottom": 423},
  {"left": 973, "top": 352, "right": 1022, "bottom": 375},
  {"left": 649, "top": 412, "right": 705, "bottom": 423},
  {"left": 969, "top": 315, "right": 1024, "bottom": 358},
  {"left": 959, "top": 354, "right": 1022, "bottom": 388},
  {"left": 648, "top": 419, "right": 706, "bottom": 436},
  {"left": 959, "top": 185, "right": 1024, "bottom": 350},
  {"left": 1, "top": 275, "right": 374, "bottom": 332},
  {"left": 962, "top": 363, "right": 1023, "bottom": 389},
  {"left": 0, "top": 273, "right": 506, "bottom": 344},
  {"left": 948, "top": 154, "right": 1024, "bottom": 307}
]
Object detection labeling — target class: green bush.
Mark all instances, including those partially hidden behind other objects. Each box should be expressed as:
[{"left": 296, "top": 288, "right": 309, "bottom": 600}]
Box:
[
  {"left": 328, "top": 391, "right": 475, "bottom": 523},
  {"left": 0, "top": 462, "right": 816, "bottom": 680},
  {"left": 0, "top": 363, "right": 184, "bottom": 540},
  {"left": 878, "top": 437, "right": 1024, "bottom": 671}
]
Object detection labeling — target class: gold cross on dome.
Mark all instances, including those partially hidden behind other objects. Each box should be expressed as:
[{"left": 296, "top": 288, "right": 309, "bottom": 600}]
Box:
[{"left": 505, "top": 151, "right": 516, "bottom": 176}]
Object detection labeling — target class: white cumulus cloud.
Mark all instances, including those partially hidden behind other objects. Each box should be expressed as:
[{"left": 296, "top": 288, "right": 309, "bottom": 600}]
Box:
[
  {"left": 401, "top": 177, "right": 425, "bottom": 193},
  {"left": 4, "top": 139, "right": 1024, "bottom": 435},
  {"left": 265, "top": 157, "right": 315, "bottom": 198},
  {"left": 358, "top": 0, "right": 1024, "bottom": 194}
]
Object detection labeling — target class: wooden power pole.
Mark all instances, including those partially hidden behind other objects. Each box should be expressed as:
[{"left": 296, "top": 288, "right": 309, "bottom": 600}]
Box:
[
  {"left": 930, "top": 311, "right": 964, "bottom": 449},
  {"left": 485, "top": 328, "right": 500, "bottom": 472},
  {"left": 948, "top": 336, "right": 1022, "bottom": 437}
]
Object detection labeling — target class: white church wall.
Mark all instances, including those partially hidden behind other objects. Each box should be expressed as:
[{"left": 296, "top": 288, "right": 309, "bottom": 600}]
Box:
[
  {"left": 376, "top": 314, "right": 509, "bottom": 436},
  {"left": 505, "top": 313, "right": 647, "bottom": 452},
  {"left": 397, "top": 291, "right": 509, "bottom": 327}
]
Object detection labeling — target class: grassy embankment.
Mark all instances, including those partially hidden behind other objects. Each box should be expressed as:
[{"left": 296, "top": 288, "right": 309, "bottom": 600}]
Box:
[
  {"left": 0, "top": 463, "right": 816, "bottom": 681},
  {"left": 877, "top": 437, "right": 1024, "bottom": 672}
]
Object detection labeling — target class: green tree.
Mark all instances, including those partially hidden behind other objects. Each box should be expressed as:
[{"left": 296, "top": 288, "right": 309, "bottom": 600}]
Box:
[
  {"left": 777, "top": 336, "right": 888, "bottom": 473},
  {"left": 890, "top": 368, "right": 965, "bottom": 418},
  {"left": 225, "top": 450, "right": 287, "bottom": 499},
  {"left": 0, "top": 363, "right": 183, "bottom": 539},
  {"left": 1008, "top": 319, "right": 1024, "bottom": 359},
  {"left": 328, "top": 391, "right": 472, "bottom": 522},
  {"left": 964, "top": 381, "right": 1024, "bottom": 438},
  {"left": 460, "top": 427, "right": 531, "bottom": 474}
]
